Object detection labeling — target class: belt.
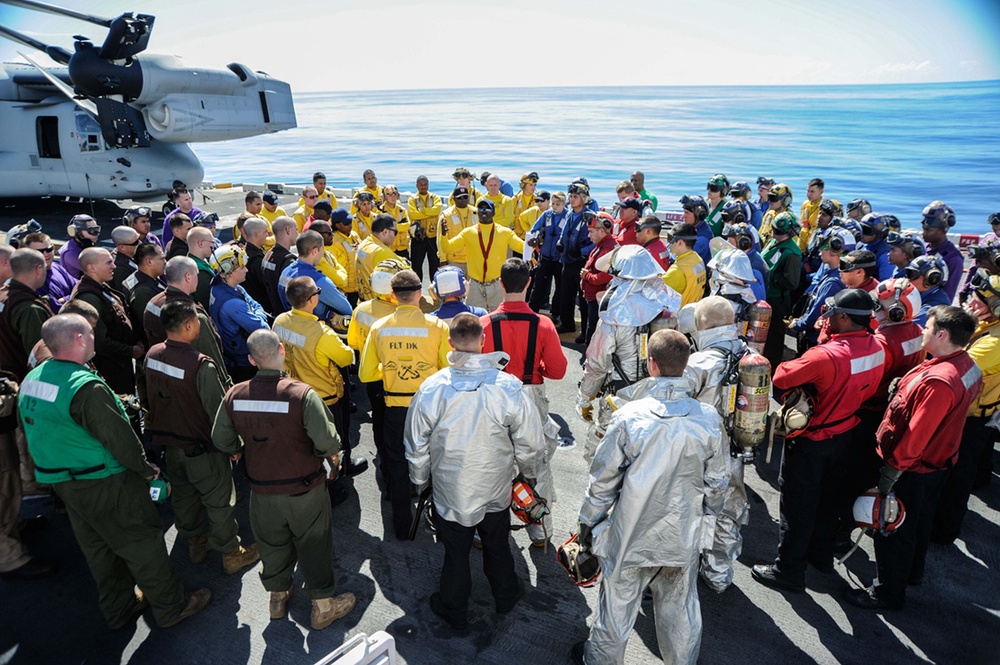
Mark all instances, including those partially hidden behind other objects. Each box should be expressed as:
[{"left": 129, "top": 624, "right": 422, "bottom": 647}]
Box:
[{"left": 471, "top": 278, "right": 500, "bottom": 285}]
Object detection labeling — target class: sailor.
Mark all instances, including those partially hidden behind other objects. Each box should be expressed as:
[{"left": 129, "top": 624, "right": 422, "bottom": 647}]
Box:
[
  {"left": 307, "top": 221, "right": 349, "bottom": 295},
  {"left": 921, "top": 201, "right": 964, "bottom": 302},
  {"left": 439, "top": 199, "right": 525, "bottom": 312},
  {"left": 144, "top": 257, "right": 228, "bottom": 376},
  {"left": 572, "top": 329, "right": 726, "bottom": 665},
  {"left": 209, "top": 245, "right": 270, "bottom": 383},
  {"left": 799, "top": 178, "right": 825, "bottom": 252},
  {"left": 437, "top": 186, "right": 479, "bottom": 278},
  {"left": 482, "top": 258, "right": 568, "bottom": 546},
  {"left": 123, "top": 205, "right": 160, "bottom": 248},
  {"left": 274, "top": 276, "right": 365, "bottom": 477},
  {"left": 705, "top": 174, "right": 731, "bottom": 237},
  {"left": 405, "top": 313, "right": 544, "bottom": 630},
  {"left": 0, "top": 249, "right": 53, "bottom": 381},
  {"left": 186, "top": 227, "right": 217, "bottom": 311},
  {"left": 662, "top": 222, "right": 707, "bottom": 307},
  {"left": 721, "top": 210, "right": 769, "bottom": 285},
  {"left": 59, "top": 214, "right": 101, "bottom": 280},
  {"left": 162, "top": 187, "right": 202, "bottom": 247},
  {"left": 678, "top": 195, "right": 712, "bottom": 264},
  {"left": 516, "top": 189, "right": 549, "bottom": 243},
  {"left": 527, "top": 192, "right": 569, "bottom": 317},
  {"left": 232, "top": 192, "right": 271, "bottom": 249},
  {"left": 262, "top": 217, "right": 299, "bottom": 315},
  {"left": 612, "top": 197, "right": 643, "bottom": 246},
  {"left": 359, "top": 270, "right": 450, "bottom": 539},
  {"left": 212, "top": 329, "right": 358, "bottom": 629},
  {"left": 555, "top": 184, "right": 595, "bottom": 334},
  {"left": 164, "top": 214, "right": 193, "bottom": 262},
  {"left": 512, "top": 172, "right": 542, "bottom": 238},
  {"left": 240, "top": 218, "right": 272, "bottom": 310},
  {"left": 634, "top": 216, "right": 670, "bottom": 271},
  {"left": 141, "top": 300, "right": 259, "bottom": 574},
  {"left": 347, "top": 259, "right": 404, "bottom": 472},
  {"left": 356, "top": 215, "right": 408, "bottom": 302},
  {"left": 449, "top": 167, "right": 482, "bottom": 207},
  {"left": 580, "top": 213, "right": 619, "bottom": 345},
  {"left": 729, "top": 181, "right": 761, "bottom": 230},
  {"left": 22, "top": 232, "right": 76, "bottom": 313},
  {"left": 629, "top": 170, "right": 658, "bottom": 212},
  {"left": 259, "top": 191, "right": 289, "bottom": 226},
  {"left": 753, "top": 289, "right": 885, "bottom": 593},
  {"left": 278, "top": 231, "right": 352, "bottom": 322},
  {"left": 380, "top": 185, "right": 411, "bottom": 260},
  {"left": 802, "top": 199, "right": 841, "bottom": 279},
  {"left": 577, "top": 245, "right": 679, "bottom": 461},
  {"left": 430, "top": 266, "right": 487, "bottom": 325},
  {"left": 352, "top": 192, "right": 378, "bottom": 240},
  {"left": 760, "top": 184, "right": 794, "bottom": 246},
  {"left": 858, "top": 213, "right": 894, "bottom": 281},
  {"left": 19, "top": 314, "right": 211, "bottom": 628},
  {"left": 761, "top": 212, "right": 802, "bottom": 371},
  {"left": 707, "top": 248, "right": 761, "bottom": 325},
  {"left": 932, "top": 275, "right": 1000, "bottom": 544},
  {"left": 481, "top": 174, "right": 515, "bottom": 228},
  {"left": 684, "top": 296, "right": 767, "bottom": 593},
  {"left": 790, "top": 230, "right": 849, "bottom": 348},
  {"left": 408, "top": 175, "right": 444, "bottom": 280},
  {"left": 70, "top": 248, "right": 142, "bottom": 395},
  {"left": 110, "top": 226, "right": 140, "bottom": 294},
  {"left": 124, "top": 242, "right": 166, "bottom": 348},
  {"left": 845, "top": 306, "right": 981, "bottom": 611},
  {"left": 351, "top": 169, "right": 384, "bottom": 217},
  {"left": 904, "top": 254, "right": 951, "bottom": 327},
  {"left": 329, "top": 210, "right": 362, "bottom": 308},
  {"left": 293, "top": 186, "right": 319, "bottom": 233},
  {"left": 302, "top": 172, "right": 339, "bottom": 209}
]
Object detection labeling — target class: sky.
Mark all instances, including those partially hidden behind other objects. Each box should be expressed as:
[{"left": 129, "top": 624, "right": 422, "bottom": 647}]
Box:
[{"left": 1, "top": 0, "right": 998, "bottom": 91}]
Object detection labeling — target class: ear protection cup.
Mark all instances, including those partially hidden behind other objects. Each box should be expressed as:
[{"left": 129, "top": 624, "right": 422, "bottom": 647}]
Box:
[
  {"left": 67, "top": 224, "right": 77, "bottom": 238},
  {"left": 695, "top": 207, "right": 708, "bottom": 222},
  {"left": 887, "top": 287, "right": 905, "bottom": 322},
  {"left": 737, "top": 235, "right": 752, "bottom": 251},
  {"left": 925, "top": 266, "right": 943, "bottom": 287},
  {"left": 217, "top": 256, "right": 236, "bottom": 274}
]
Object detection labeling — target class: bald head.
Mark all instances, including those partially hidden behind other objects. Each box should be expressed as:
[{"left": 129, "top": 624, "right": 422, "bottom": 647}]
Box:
[
  {"left": 41, "top": 313, "right": 92, "bottom": 361},
  {"left": 111, "top": 225, "right": 139, "bottom": 246},
  {"left": 247, "top": 329, "right": 284, "bottom": 370},
  {"left": 272, "top": 216, "right": 298, "bottom": 249},
  {"left": 243, "top": 218, "right": 268, "bottom": 247},
  {"left": 694, "top": 296, "right": 736, "bottom": 331},
  {"left": 0, "top": 244, "right": 13, "bottom": 282},
  {"left": 79, "top": 247, "right": 114, "bottom": 284},
  {"left": 187, "top": 227, "right": 215, "bottom": 259}
]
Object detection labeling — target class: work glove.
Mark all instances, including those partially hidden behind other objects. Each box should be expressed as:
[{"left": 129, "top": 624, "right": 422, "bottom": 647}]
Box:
[
  {"left": 877, "top": 464, "right": 903, "bottom": 496},
  {"left": 578, "top": 403, "right": 593, "bottom": 422},
  {"left": 879, "top": 491, "right": 900, "bottom": 534},
  {"left": 578, "top": 523, "right": 593, "bottom": 550},
  {"left": 439, "top": 218, "right": 448, "bottom": 235}
]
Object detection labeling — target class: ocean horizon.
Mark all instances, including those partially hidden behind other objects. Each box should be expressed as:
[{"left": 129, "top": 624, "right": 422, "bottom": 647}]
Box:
[{"left": 192, "top": 80, "right": 1000, "bottom": 236}]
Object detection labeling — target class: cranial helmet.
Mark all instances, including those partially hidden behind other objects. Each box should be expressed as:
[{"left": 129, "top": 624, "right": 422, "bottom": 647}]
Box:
[
  {"left": 432, "top": 265, "right": 468, "bottom": 299},
  {"left": 707, "top": 173, "right": 731, "bottom": 197},
  {"left": 771, "top": 211, "right": 801, "bottom": 237},
  {"left": 209, "top": 245, "right": 247, "bottom": 276},
  {"left": 606, "top": 244, "right": 665, "bottom": 280},
  {"left": 873, "top": 277, "right": 921, "bottom": 324},
  {"left": 767, "top": 183, "right": 793, "bottom": 208},
  {"left": 371, "top": 258, "right": 406, "bottom": 298}
]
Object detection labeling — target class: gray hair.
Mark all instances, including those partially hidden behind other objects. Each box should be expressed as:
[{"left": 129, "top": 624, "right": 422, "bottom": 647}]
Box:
[
  {"left": 10, "top": 248, "right": 45, "bottom": 276},
  {"left": 0, "top": 244, "right": 13, "bottom": 262}
]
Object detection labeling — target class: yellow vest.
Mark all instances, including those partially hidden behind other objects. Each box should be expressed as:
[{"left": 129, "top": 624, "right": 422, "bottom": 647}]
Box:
[
  {"left": 382, "top": 202, "right": 411, "bottom": 252},
  {"left": 407, "top": 193, "right": 443, "bottom": 239},
  {"left": 357, "top": 236, "right": 406, "bottom": 302},
  {"left": 353, "top": 211, "right": 376, "bottom": 240},
  {"left": 799, "top": 200, "right": 822, "bottom": 252},
  {"left": 359, "top": 305, "right": 451, "bottom": 407},
  {"left": 331, "top": 230, "right": 361, "bottom": 294},
  {"left": 348, "top": 298, "right": 397, "bottom": 351},
  {"left": 663, "top": 250, "right": 706, "bottom": 307},
  {"left": 968, "top": 321, "right": 1000, "bottom": 417},
  {"left": 437, "top": 205, "right": 478, "bottom": 263},
  {"left": 293, "top": 205, "right": 313, "bottom": 233},
  {"left": 515, "top": 205, "right": 541, "bottom": 240},
  {"left": 318, "top": 250, "right": 348, "bottom": 290},
  {"left": 272, "top": 310, "right": 347, "bottom": 401}
]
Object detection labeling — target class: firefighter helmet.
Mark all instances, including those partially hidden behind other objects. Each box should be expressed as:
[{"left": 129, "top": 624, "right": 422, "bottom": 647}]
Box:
[
  {"left": 556, "top": 533, "right": 601, "bottom": 588},
  {"left": 853, "top": 491, "right": 906, "bottom": 534}
]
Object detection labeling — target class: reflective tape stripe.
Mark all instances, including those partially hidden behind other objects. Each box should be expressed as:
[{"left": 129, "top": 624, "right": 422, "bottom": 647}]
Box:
[
  {"left": 147, "top": 359, "right": 185, "bottom": 380},
  {"left": 354, "top": 310, "right": 377, "bottom": 327},
  {"left": 851, "top": 349, "right": 885, "bottom": 375},
  {"left": 123, "top": 273, "right": 139, "bottom": 291},
  {"left": 273, "top": 324, "right": 307, "bottom": 348},
  {"left": 232, "top": 399, "right": 289, "bottom": 413},
  {"left": 379, "top": 327, "right": 430, "bottom": 338},
  {"left": 278, "top": 274, "right": 290, "bottom": 288},
  {"left": 901, "top": 336, "right": 923, "bottom": 356},
  {"left": 0, "top": 302, "right": 5, "bottom": 313},
  {"left": 262, "top": 260, "right": 276, "bottom": 272},
  {"left": 21, "top": 380, "right": 58, "bottom": 402},
  {"left": 962, "top": 364, "right": 982, "bottom": 390},
  {"left": 145, "top": 301, "right": 161, "bottom": 317}
]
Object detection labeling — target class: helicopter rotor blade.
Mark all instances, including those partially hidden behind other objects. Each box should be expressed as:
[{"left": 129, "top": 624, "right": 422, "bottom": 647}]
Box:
[
  {"left": 0, "top": 0, "right": 112, "bottom": 28},
  {"left": 0, "top": 23, "right": 71, "bottom": 64},
  {"left": 19, "top": 50, "right": 98, "bottom": 117}
]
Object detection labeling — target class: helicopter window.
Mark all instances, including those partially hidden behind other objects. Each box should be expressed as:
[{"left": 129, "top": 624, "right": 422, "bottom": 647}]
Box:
[
  {"left": 36, "top": 117, "right": 61, "bottom": 159},
  {"left": 75, "top": 113, "right": 105, "bottom": 153}
]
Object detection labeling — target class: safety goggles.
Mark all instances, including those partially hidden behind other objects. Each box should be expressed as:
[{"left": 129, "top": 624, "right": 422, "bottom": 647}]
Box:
[
  {"left": 567, "top": 184, "right": 588, "bottom": 196},
  {"left": 846, "top": 200, "right": 866, "bottom": 213},
  {"left": 82, "top": 226, "right": 101, "bottom": 235},
  {"left": 707, "top": 184, "right": 721, "bottom": 193},
  {"left": 767, "top": 192, "right": 781, "bottom": 202},
  {"left": 990, "top": 213, "right": 1000, "bottom": 226},
  {"left": 756, "top": 177, "right": 774, "bottom": 187},
  {"left": 840, "top": 257, "right": 876, "bottom": 272}
]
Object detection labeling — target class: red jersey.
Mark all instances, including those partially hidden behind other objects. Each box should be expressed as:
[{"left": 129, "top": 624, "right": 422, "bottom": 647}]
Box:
[
  {"left": 580, "top": 234, "right": 618, "bottom": 302},
  {"left": 643, "top": 238, "right": 672, "bottom": 271},
  {"left": 877, "top": 349, "right": 982, "bottom": 473},
  {"left": 867, "top": 321, "right": 925, "bottom": 408},
  {"left": 614, "top": 219, "right": 639, "bottom": 246},
  {"left": 481, "top": 301, "right": 567, "bottom": 385},
  {"left": 774, "top": 329, "right": 885, "bottom": 441}
]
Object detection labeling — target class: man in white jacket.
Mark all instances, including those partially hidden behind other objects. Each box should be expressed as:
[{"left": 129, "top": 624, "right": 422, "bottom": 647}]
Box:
[
  {"left": 404, "top": 313, "right": 543, "bottom": 631},
  {"left": 574, "top": 329, "right": 727, "bottom": 665}
]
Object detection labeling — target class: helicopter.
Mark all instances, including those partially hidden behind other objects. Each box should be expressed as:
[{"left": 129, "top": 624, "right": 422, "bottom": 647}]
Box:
[{"left": 0, "top": 0, "right": 296, "bottom": 201}]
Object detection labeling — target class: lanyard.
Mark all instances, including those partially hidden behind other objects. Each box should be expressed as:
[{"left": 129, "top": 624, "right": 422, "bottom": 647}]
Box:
[{"left": 477, "top": 224, "right": 496, "bottom": 280}]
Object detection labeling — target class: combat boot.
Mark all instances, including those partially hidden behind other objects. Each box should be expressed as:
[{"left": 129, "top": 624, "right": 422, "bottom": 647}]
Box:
[
  {"left": 222, "top": 543, "right": 259, "bottom": 575},
  {"left": 310, "top": 593, "right": 356, "bottom": 630},
  {"left": 269, "top": 589, "right": 292, "bottom": 620},
  {"left": 160, "top": 588, "right": 212, "bottom": 628},
  {"left": 188, "top": 535, "right": 210, "bottom": 565}
]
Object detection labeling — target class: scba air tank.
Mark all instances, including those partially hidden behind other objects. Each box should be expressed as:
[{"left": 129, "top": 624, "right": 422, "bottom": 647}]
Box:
[
  {"left": 745, "top": 301, "right": 771, "bottom": 353},
  {"left": 733, "top": 352, "right": 771, "bottom": 457}
]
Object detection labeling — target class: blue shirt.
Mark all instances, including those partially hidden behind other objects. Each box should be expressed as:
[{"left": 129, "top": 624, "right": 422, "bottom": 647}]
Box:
[
  {"left": 278, "top": 260, "right": 352, "bottom": 321},
  {"left": 432, "top": 300, "right": 488, "bottom": 321},
  {"left": 161, "top": 206, "right": 203, "bottom": 247},
  {"left": 559, "top": 210, "right": 594, "bottom": 263},
  {"left": 210, "top": 281, "right": 269, "bottom": 367},
  {"left": 793, "top": 271, "right": 845, "bottom": 342},
  {"left": 529, "top": 209, "right": 569, "bottom": 261},
  {"left": 498, "top": 179, "right": 515, "bottom": 197},
  {"left": 694, "top": 221, "right": 714, "bottom": 264},
  {"left": 750, "top": 269, "right": 767, "bottom": 301},
  {"left": 913, "top": 285, "right": 951, "bottom": 327},
  {"left": 747, "top": 250, "right": 769, "bottom": 287}
]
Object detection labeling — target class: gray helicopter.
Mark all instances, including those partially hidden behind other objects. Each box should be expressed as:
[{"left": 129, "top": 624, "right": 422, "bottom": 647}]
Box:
[{"left": 0, "top": 0, "right": 296, "bottom": 201}]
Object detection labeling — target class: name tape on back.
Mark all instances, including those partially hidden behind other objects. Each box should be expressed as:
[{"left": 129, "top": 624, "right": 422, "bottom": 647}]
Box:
[{"left": 232, "top": 399, "right": 290, "bottom": 414}]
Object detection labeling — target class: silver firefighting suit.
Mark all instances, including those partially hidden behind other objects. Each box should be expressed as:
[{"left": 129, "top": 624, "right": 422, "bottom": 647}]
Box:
[
  {"left": 684, "top": 323, "right": 758, "bottom": 593},
  {"left": 524, "top": 383, "right": 560, "bottom": 542},
  {"left": 579, "top": 377, "right": 727, "bottom": 665}
]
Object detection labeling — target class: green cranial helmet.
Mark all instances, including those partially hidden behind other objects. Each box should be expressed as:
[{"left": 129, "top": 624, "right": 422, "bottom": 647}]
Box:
[
  {"left": 771, "top": 211, "right": 801, "bottom": 237},
  {"left": 707, "top": 174, "right": 731, "bottom": 197}
]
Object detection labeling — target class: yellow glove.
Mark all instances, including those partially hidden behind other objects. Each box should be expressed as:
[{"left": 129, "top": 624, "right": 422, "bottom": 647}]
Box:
[{"left": 578, "top": 404, "right": 593, "bottom": 422}]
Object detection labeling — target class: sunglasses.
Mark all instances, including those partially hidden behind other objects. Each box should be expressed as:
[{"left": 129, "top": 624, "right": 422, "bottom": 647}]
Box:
[
  {"left": 38, "top": 245, "right": 55, "bottom": 253},
  {"left": 707, "top": 184, "right": 721, "bottom": 193},
  {"left": 311, "top": 288, "right": 323, "bottom": 298},
  {"left": 305, "top": 194, "right": 319, "bottom": 200},
  {"left": 125, "top": 238, "right": 142, "bottom": 246}
]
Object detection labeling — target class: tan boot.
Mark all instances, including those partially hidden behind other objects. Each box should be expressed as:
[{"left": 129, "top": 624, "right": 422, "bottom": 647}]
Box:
[
  {"left": 269, "top": 589, "right": 292, "bottom": 620},
  {"left": 160, "top": 588, "right": 212, "bottom": 628},
  {"left": 310, "top": 593, "right": 356, "bottom": 630},
  {"left": 188, "top": 535, "right": 210, "bottom": 565},
  {"left": 222, "top": 543, "right": 259, "bottom": 575}
]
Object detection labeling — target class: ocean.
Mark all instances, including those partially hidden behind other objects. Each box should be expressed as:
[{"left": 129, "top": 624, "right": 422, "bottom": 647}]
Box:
[{"left": 192, "top": 81, "right": 1000, "bottom": 236}]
